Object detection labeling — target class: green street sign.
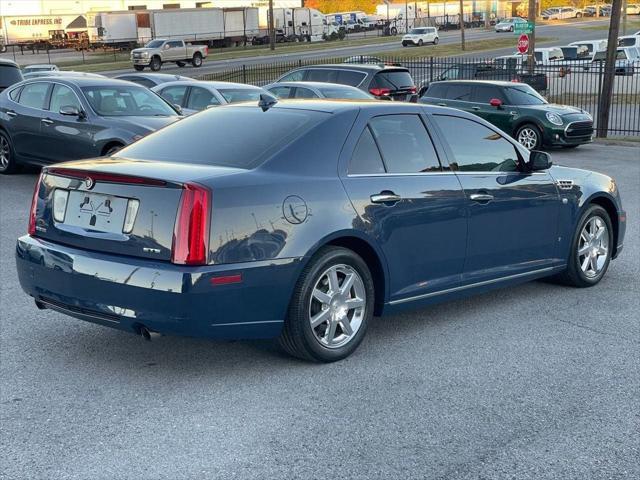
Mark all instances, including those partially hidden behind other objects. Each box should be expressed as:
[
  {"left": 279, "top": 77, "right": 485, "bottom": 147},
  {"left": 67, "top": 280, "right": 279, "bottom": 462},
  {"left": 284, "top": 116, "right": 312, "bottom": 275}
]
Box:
[{"left": 514, "top": 21, "right": 534, "bottom": 34}]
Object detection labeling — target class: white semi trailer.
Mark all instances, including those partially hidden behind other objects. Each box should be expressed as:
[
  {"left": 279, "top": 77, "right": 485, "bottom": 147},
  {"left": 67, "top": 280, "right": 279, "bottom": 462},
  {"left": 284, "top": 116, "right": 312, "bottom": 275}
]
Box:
[
  {"left": 1, "top": 14, "right": 87, "bottom": 49},
  {"left": 257, "top": 7, "right": 333, "bottom": 42}
]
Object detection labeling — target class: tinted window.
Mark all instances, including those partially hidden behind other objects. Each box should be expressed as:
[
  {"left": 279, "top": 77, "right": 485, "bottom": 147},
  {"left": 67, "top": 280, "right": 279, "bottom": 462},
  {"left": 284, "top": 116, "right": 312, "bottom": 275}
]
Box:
[
  {"left": 433, "top": 115, "right": 520, "bottom": 172},
  {"left": 279, "top": 70, "right": 305, "bottom": 82},
  {"left": 472, "top": 85, "right": 506, "bottom": 104},
  {"left": 371, "top": 71, "right": 414, "bottom": 90},
  {"left": 121, "top": 76, "right": 156, "bottom": 88},
  {"left": 425, "top": 83, "right": 447, "bottom": 98},
  {"left": 318, "top": 86, "right": 371, "bottom": 99},
  {"left": 294, "top": 87, "right": 319, "bottom": 99},
  {"left": 8, "top": 86, "right": 22, "bottom": 101},
  {"left": 145, "top": 40, "right": 164, "bottom": 48},
  {"left": 306, "top": 69, "right": 334, "bottom": 82},
  {"left": 119, "top": 107, "right": 327, "bottom": 168},
  {"left": 349, "top": 127, "right": 385, "bottom": 174},
  {"left": 186, "top": 86, "right": 219, "bottom": 110},
  {"left": 18, "top": 82, "right": 50, "bottom": 109},
  {"left": 159, "top": 85, "right": 188, "bottom": 106},
  {"left": 49, "top": 84, "right": 82, "bottom": 112},
  {"left": 0, "top": 64, "right": 24, "bottom": 87},
  {"left": 337, "top": 70, "right": 366, "bottom": 86},
  {"left": 167, "top": 41, "right": 183, "bottom": 48},
  {"left": 369, "top": 115, "right": 441, "bottom": 173},
  {"left": 268, "top": 86, "right": 294, "bottom": 98},
  {"left": 82, "top": 86, "right": 176, "bottom": 116},
  {"left": 218, "top": 88, "right": 263, "bottom": 103},
  {"left": 446, "top": 84, "right": 472, "bottom": 101}
]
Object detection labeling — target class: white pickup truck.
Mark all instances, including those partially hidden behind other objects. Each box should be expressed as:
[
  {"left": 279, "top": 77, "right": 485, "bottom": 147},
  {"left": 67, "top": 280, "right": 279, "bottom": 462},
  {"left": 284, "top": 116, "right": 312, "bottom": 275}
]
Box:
[{"left": 131, "top": 39, "right": 208, "bottom": 71}]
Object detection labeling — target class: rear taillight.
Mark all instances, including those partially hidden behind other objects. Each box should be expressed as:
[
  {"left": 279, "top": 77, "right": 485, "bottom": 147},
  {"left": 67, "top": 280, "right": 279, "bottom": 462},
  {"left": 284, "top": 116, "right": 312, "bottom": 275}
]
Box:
[
  {"left": 369, "top": 87, "right": 391, "bottom": 97},
  {"left": 409, "top": 86, "right": 417, "bottom": 94},
  {"left": 171, "top": 182, "right": 211, "bottom": 266},
  {"left": 28, "top": 173, "right": 43, "bottom": 235}
]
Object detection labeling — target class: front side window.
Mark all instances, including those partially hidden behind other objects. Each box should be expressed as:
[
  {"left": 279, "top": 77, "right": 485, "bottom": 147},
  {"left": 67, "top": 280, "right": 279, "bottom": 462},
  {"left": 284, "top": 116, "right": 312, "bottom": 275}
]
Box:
[
  {"left": 369, "top": 115, "right": 441, "bottom": 173},
  {"left": 18, "top": 82, "right": 50, "bottom": 109},
  {"left": 306, "top": 69, "right": 334, "bottom": 82},
  {"left": 49, "top": 84, "right": 82, "bottom": 112},
  {"left": 472, "top": 85, "right": 506, "bottom": 104},
  {"left": 82, "top": 85, "right": 176, "bottom": 116},
  {"left": 186, "top": 87, "right": 220, "bottom": 110},
  {"left": 432, "top": 115, "right": 521, "bottom": 172},
  {"left": 349, "top": 127, "right": 385, "bottom": 175},
  {"left": 504, "top": 85, "right": 547, "bottom": 105}
]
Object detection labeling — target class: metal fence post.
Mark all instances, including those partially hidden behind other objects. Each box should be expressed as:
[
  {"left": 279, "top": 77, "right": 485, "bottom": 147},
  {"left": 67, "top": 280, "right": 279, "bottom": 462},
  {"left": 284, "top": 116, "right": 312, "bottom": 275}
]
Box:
[
  {"left": 596, "top": 60, "right": 604, "bottom": 137},
  {"left": 242, "top": 64, "right": 247, "bottom": 84},
  {"left": 429, "top": 57, "right": 434, "bottom": 82}
]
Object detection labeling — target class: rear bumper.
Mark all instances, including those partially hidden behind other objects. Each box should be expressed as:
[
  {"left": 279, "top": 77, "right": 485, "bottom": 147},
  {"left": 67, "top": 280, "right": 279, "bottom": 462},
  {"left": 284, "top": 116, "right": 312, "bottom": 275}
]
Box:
[{"left": 16, "top": 235, "right": 302, "bottom": 340}]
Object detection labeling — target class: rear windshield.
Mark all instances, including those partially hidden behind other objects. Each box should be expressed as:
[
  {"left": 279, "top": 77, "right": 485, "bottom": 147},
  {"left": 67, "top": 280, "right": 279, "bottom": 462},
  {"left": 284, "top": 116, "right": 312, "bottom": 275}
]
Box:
[
  {"left": 371, "top": 71, "right": 415, "bottom": 90},
  {"left": 318, "top": 86, "right": 371, "bottom": 99},
  {"left": 118, "top": 107, "right": 328, "bottom": 169},
  {"left": 0, "top": 64, "right": 24, "bottom": 88},
  {"left": 619, "top": 38, "right": 636, "bottom": 47},
  {"left": 217, "top": 88, "right": 264, "bottom": 103}
]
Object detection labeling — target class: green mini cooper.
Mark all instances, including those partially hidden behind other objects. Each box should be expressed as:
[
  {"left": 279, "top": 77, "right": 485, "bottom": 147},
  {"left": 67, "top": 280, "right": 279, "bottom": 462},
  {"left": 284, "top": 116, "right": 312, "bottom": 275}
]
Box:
[{"left": 419, "top": 80, "right": 594, "bottom": 150}]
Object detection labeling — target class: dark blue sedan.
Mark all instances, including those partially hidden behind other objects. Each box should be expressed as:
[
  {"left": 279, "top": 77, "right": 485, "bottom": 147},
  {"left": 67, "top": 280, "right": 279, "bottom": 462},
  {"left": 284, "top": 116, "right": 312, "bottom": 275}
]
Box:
[{"left": 15, "top": 100, "right": 626, "bottom": 362}]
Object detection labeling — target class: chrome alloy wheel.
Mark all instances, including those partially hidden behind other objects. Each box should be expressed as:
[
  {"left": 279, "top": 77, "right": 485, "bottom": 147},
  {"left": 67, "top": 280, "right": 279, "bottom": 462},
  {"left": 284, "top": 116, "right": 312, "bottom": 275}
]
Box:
[
  {"left": 578, "top": 216, "right": 609, "bottom": 278},
  {"left": 308, "top": 264, "right": 366, "bottom": 349},
  {"left": 517, "top": 127, "right": 539, "bottom": 150},
  {"left": 0, "top": 136, "right": 9, "bottom": 170}
]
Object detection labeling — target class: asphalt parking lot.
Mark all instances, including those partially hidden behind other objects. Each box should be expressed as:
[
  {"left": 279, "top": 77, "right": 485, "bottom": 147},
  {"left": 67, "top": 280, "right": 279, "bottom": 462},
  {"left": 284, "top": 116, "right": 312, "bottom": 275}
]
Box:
[{"left": 1, "top": 143, "right": 638, "bottom": 480}]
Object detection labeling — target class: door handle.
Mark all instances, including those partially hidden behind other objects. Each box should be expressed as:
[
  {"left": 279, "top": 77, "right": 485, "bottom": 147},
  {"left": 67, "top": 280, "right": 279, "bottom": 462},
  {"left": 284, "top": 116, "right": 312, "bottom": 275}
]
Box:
[
  {"left": 469, "top": 193, "right": 494, "bottom": 203},
  {"left": 41, "top": 118, "right": 54, "bottom": 126},
  {"left": 471, "top": 106, "right": 480, "bottom": 111},
  {"left": 371, "top": 192, "right": 402, "bottom": 204},
  {"left": 6, "top": 110, "right": 17, "bottom": 117},
  {"left": 437, "top": 102, "right": 447, "bottom": 107}
]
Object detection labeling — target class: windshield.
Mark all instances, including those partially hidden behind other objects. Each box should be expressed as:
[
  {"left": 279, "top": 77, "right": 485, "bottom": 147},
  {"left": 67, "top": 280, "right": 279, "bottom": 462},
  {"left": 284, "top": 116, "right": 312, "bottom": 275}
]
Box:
[
  {"left": 118, "top": 107, "right": 328, "bottom": 168},
  {"left": 81, "top": 85, "right": 177, "bottom": 116},
  {"left": 505, "top": 85, "right": 547, "bottom": 105},
  {"left": 0, "top": 65, "right": 23, "bottom": 87},
  {"left": 145, "top": 40, "right": 165, "bottom": 48},
  {"left": 318, "top": 87, "right": 372, "bottom": 99},
  {"left": 217, "top": 88, "right": 264, "bottom": 103}
]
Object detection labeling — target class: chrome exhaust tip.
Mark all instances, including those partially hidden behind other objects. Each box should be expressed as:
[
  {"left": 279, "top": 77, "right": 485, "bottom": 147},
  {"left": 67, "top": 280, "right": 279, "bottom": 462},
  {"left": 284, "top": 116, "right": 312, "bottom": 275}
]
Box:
[{"left": 139, "top": 326, "right": 160, "bottom": 341}]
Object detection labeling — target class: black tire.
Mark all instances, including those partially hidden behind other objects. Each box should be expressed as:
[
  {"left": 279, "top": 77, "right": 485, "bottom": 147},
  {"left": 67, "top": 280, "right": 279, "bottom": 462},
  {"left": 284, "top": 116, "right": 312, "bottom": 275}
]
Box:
[
  {"left": 509, "top": 26, "right": 514, "bottom": 32},
  {"left": 192, "top": 52, "right": 203, "bottom": 67},
  {"left": 133, "top": 65, "right": 144, "bottom": 71},
  {"left": 279, "top": 246, "right": 375, "bottom": 362},
  {"left": 515, "top": 123, "right": 543, "bottom": 150},
  {"left": 433, "top": 37, "right": 439, "bottom": 45},
  {"left": 150, "top": 56, "right": 161, "bottom": 71},
  {"left": 176, "top": 61, "right": 186, "bottom": 67},
  {"left": 103, "top": 143, "right": 124, "bottom": 157},
  {"left": 390, "top": 27, "right": 398, "bottom": 35},
  {"left": 553, "top": 205, "right": 613, "bottom": 287},
  {"left": 0, "top": 130, "right": 19, "bottom": 174},
  {"left": 418, "top": 39, "right": 424, "bottom": 46}
]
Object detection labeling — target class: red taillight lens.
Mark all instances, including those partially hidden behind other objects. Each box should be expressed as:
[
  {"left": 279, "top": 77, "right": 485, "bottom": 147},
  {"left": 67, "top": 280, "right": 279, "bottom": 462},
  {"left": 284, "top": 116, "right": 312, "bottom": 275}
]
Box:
[
  {"left": 369, "top": 87, "right": 391, "bottom": 97},
  {"left": 409, "top": 86, "right": 417, "bottom": 94},
  {"left": 28, "top": 173, "right": 43, "bottom": 235},
  {"left": 171, "top": 182, "right": 211, "bottom": 266}
]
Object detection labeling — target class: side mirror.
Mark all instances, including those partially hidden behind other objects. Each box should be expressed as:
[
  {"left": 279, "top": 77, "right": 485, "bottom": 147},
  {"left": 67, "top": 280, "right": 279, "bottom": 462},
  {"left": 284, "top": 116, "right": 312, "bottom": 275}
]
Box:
[
  {"left": 163, "top": 44, "right": 170, "bottom": 49},
  {"left": 489, "top": 98, "right": 503, "bottom": 108},
  {"left": 529, "top": 150, "right": 552, "bottom": 171},
  {"left": 173, "top": 104, "right": 183, "bottom": 115},
  {"left": 59, "top": 105, "right": 84, "bottom": 118}
]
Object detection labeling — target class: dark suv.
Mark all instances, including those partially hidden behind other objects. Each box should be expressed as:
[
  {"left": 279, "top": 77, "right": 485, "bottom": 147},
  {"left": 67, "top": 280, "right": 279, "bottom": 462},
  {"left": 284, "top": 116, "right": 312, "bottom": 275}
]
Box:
[
  {"left": 275, "top": 64, "right": 417, "bottom": 101},
  {"left": 0, "top": 59, "right": 24, "bottom": 93},
  {"left": 420, "top": 80, "right": 593, "bottom": 150}
]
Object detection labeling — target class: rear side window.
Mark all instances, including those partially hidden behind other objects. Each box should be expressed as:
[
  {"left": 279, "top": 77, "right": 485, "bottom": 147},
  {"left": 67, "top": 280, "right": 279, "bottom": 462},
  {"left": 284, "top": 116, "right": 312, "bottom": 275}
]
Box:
[
  {"left": 349, "top": 127, "right": 385, "bottom": 175},
  {"left": 369, "top": 115, "right": 441, "bottom": 173},
  {"left": 268, "top": 86, "right": 294, "bottom": 98},
  {"left": 445, "top": 84, "right": 472, "bottom": 101},
  {"left": 18, "top": 82, "right": 50, "bottom": 109},
  {"left": 217, "top": 88, "right": 263, "bottom": 103},
  {"left": 0, "top": 64, "right": 23, "bottom": 88},
  {"left": 186, "top": 86, "right": 220, "bottom": 110},
  {"left": 294, "top": 87, "right": 319, "bottom": 99},
  {"left": 336, "top": 70, "right": 366, "bottom": 86},
  {"left": 425, "top": 83, "right": 447, "bottom": 98},
  {"left": 279, "top": 70, "right": 305, "bottom": 82},
  {"left": 119, "top": 107, "right": 328, "bottom": 169},
  {"left": 159, "top": 85, "right": 188, "bottom": 106},
  {"left": 370, "top": 71, "right": 414, "bottom": 90},
  {"left": 432, "top": 115, "right": 520, "bottom": 172},
  {"left": 8, "top": 86, "right": 22, "bottom": 101}
]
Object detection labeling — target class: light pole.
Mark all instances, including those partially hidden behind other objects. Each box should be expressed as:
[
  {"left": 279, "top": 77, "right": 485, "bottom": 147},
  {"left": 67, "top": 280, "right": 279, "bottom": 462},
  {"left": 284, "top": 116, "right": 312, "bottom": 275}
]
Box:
[{"left": 459, "top": 0, "right": 465, "bottom": 50}]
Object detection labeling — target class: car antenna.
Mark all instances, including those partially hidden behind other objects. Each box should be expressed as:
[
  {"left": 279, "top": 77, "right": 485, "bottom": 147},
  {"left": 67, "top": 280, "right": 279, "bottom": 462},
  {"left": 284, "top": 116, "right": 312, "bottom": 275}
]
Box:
[{"left": 258, "top": 93, "right": 277, "bottom": 112}]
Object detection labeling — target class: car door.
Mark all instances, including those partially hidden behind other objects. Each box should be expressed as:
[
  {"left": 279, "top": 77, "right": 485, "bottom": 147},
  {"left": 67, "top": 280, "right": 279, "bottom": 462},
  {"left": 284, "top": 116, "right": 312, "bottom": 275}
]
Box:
[
  {"left": 469, "top": 84, "right": 516, "bottom": 133},
  {"left": 165, "top": 41, "right": 183, "bottom": 61},
  {"left": 39, "top": 82, "right": 100, "bottom": 162},
  {"left": 430, "top": 113, "right": 562, "bottom": 282},
  {"left": 339, "top": 109, "right": 468, "bottom": 303},
  {"left": 438, "top": 82, "right": 474, "bottom": 112},
  {"left": 7, "top": 81, "right": 51, "bottom": 161}
]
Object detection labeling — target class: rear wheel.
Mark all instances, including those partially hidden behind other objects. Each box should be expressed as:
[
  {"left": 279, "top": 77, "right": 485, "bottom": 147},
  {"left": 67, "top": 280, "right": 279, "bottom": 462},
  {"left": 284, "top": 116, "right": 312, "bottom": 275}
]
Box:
[
  {"left": 150, "top": 56, "right": 161, "bottom": 71},
  {"left": 279, "top": 247, "right": 374, "bottom": 362},
  {"left": 433, "top": 37, "right": 439, "bottom": 45},
  {"left": 554, "top": 205, "right": 613, "bottom": 287},
  {"left": 103, "top": 143, "right": 124, "bottom": 157},
  {"left": 516, "top": 123, "right": 542, "bottom": 150},
  {"left": 133, "top": 65, "right": 144, "bottom": 71},
  {"left": 192, "top": 52, "right": 203, "bottom": 67},
  {"left": 176, "top": 61, "right": 186, "bottom": 67},
  {"left": 418, "top": 39, "right": 424, "bottom": 46},
  {"left": 0, "top": 131, "right": 18, "bottom": 174}
]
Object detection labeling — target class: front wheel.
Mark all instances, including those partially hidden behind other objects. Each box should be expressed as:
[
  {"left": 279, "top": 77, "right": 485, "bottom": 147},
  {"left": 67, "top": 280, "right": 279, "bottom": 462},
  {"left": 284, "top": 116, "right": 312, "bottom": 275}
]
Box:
[
  {"left": 192, "top": 52, "right": 203, "bottom": 67},
  {"left": 150, "top": 56, "right": 161, "bottom": 71},
  {"left": 279, "top": 247, "right": 374, "bottom": 362},
  {"left": 433, "top": 37, "right": 439, "bottom": 45},
  {"left": 418, "top": 39, "right": 424, "bottom": 46},
  {"left": 554, "top": 205, "right": 613, "bottom": 287},
  {"left": 0, "top": 131, "right": 18, "bottom": 174},
  {"left": 516, "top": 123, "right": 543, "bottom": 150}
]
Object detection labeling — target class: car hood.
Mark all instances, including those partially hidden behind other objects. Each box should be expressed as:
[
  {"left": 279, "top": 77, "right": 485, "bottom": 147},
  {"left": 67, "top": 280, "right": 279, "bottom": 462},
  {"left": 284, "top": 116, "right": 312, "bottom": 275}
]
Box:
[
  {"left": 109, "top": 115, "right": 180, "bottom": 133},
  {"left": 131, "top": 48, "right": 154, "bottom": 54},
  {"left": 524, "top": 103, "right": 591, "bottom": 117}
]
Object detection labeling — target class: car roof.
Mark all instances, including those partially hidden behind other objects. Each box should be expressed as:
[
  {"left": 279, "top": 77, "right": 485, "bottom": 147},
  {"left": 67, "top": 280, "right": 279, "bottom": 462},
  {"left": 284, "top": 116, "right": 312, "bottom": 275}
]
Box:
[
  {"left": 291, "top": 63, "right": 409, "bottom": 73},
  {"left": 0, "top": 59, "right": 20, "bottom": 68},
  {"left": 266, "top": 81, "right": 363, "bottom": 90},
  {"left": 430, "top": 80, "right": 525, "bottom": 87},
  {"left": 24, "top": 64, "right": 57, "bottom": 68},
  {"left": 114, "top": 72, "right": 189, "bottom": 80},
  {"left": 152, "top": 80, "right": 263, "bottom": 89},
  {"left": 19, "top": 77, "right": 144, "bottom": 88}
]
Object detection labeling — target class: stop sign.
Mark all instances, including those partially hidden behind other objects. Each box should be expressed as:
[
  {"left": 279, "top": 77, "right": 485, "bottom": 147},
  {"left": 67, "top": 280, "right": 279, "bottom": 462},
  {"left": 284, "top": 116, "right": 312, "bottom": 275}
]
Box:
[{"left": 517, "top": 34, "right": 529, "bottom": 54}]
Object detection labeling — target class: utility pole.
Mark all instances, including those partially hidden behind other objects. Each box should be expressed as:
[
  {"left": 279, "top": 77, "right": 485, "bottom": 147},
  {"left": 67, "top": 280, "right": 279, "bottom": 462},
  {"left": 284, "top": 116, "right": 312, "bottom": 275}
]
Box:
[
  {"left": 528, "top": 0, "right": 536, "bottom": 74},
  {"left": 459, "top": 0, "right": 465, "bottom": 50},
  {"left": 268, "top": 0, "right": 275, "bottom": 51},
  {"left": 622, "top": 0, "right": 628, "bottom": 35},
  {"left": 597, "top": 0, "right": 623, "bottom": 137}
]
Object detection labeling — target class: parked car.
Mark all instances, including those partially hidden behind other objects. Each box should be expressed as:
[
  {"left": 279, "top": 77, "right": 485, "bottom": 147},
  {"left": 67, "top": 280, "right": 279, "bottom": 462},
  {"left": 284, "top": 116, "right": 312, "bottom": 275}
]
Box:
[
  {"left": 419, "top": 80, "right": 594, "bottom": 150},
  {"left": 569, "top": 39, "right": 608, "bottom": 56},
  {"left": 591, "top": 47, "right": 639, "bottom": 75},
  {"left": 114, "top": 73, "right": 192, "bottom": 88},
  {"left": 0, "top": 78, "right": 181, "bottom": 173},
  {"left": 494, "top": 17, "right": 528, "bottom": 32},
  {"left": 343, "top": 56, "right": 387, "bottom": 64},
  {"left": 276, "top": 64, "right": 417, "bottom": 101},
  {"left": 15, "top": 100, "right": 626, "bottom": 362},
  {"left": 0, "top": 59, "right": 23, "bottom": 93},
  {"left": 559, "top": 45, "right": 592, "bottom": 62},
  {"left": 23, "top": 71, "right": 105, "bottom": 80},
  {"left": 131, "top": 39, "right": 208, "bottom": 71},
  {"left": 542, "top": 7, "right": 582, "bottom": 19},
  {"left": 401, "top": 27, "right": 439, "bottom": 46},
  {"left": 626, "top": 4, "right": 640, "bottom": 14},
  {"left": 152, "top": 80, "right": 269, "bottom": 115},
  {"left": 23, "top": 64, "right": 59, "bottom": 75},
  {"left": 264, "top": 81, "right": 374, "bottom": 100}
]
